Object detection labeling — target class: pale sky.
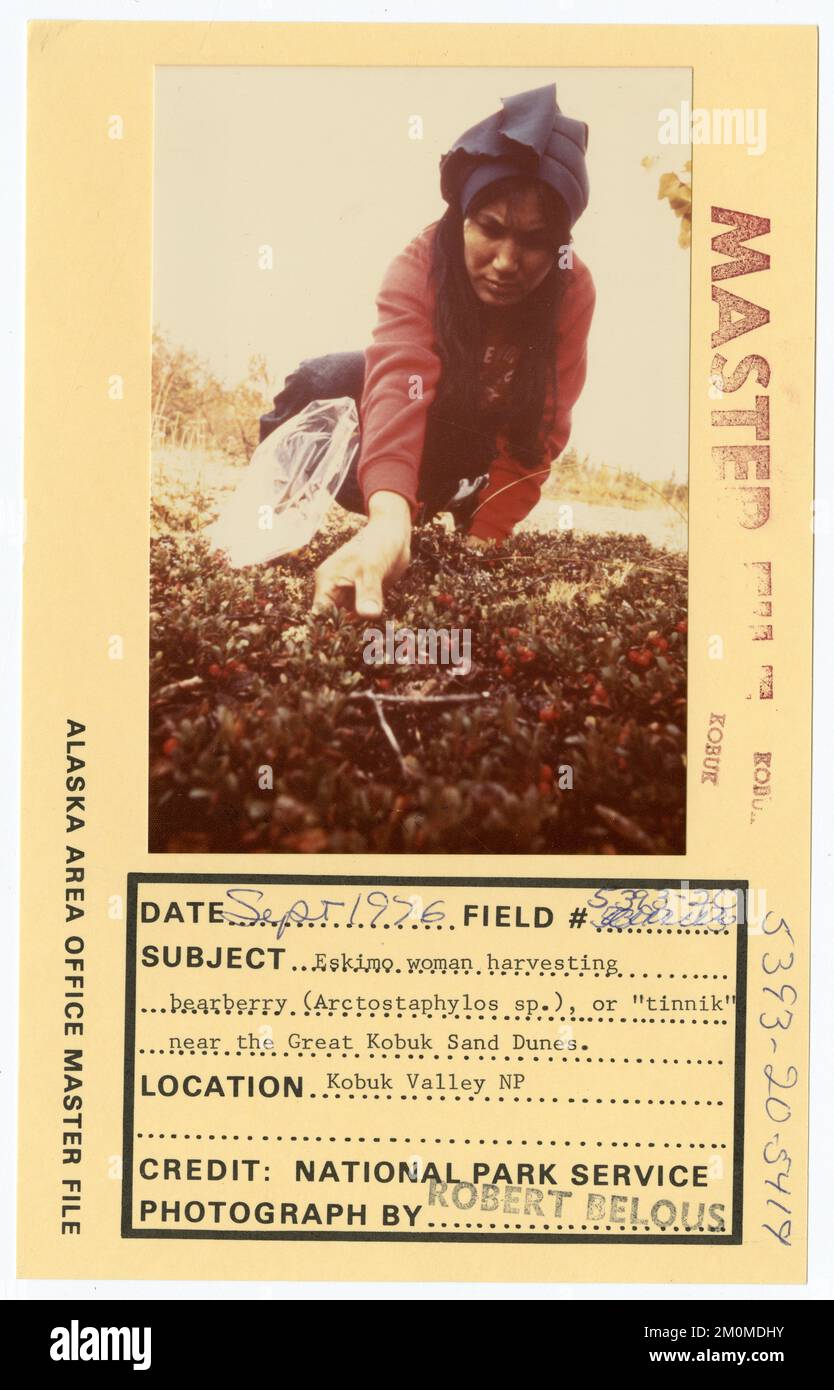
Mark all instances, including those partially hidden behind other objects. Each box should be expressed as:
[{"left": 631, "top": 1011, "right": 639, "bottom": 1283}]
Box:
[{"left": 154, "top": 65, "right": 691, "bottom": 482}]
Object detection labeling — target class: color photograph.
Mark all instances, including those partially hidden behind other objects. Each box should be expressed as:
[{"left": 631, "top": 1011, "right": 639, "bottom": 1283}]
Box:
[{"left": 148, "top": 67, "right": 691, "bottom": 854}]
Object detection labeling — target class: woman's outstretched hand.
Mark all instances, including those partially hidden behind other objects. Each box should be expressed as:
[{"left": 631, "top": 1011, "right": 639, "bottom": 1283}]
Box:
[{"left": 312, "top": 490, "right": 412, "bottom": 617}]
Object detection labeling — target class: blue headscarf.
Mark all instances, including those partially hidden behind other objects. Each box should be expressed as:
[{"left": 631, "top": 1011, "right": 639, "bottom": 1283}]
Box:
[{"left": 439, "top": 82, "right": 590, "bottom": 229}]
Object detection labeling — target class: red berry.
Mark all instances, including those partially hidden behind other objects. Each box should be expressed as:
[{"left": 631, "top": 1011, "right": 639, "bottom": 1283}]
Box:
[
  {"left": 500, "top": 662, "right": 515, "bottom": 679},
  {"left": 517, "top": 646, "right": 535, "bottom": 664},
  {"left": 538, "top": 704, "right": 561, "bottom": 723},
  {"left": 162, "top": 736, "right": 178, "bottom": 756},
  {"left": 507, "top": 627, "right": 521, "bottom": 640},
  {"left": 208, "top": 663, "right": 222, "bottom": 678},
  {"left": 676, "top": 618, "right": 688, "bottom": 634},
  {"left": 627, "top": 647, "right": 654, "bottom": 670}
]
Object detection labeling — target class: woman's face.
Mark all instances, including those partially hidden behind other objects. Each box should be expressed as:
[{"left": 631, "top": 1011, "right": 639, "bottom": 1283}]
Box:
[{"left": 463, "top": 187, "right": 557, "bottom": 308}]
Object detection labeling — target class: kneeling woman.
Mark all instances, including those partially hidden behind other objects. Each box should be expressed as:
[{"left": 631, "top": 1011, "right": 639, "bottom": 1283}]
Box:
[{"left": 260, "top": 82, "right": 596, "bottom": 616}]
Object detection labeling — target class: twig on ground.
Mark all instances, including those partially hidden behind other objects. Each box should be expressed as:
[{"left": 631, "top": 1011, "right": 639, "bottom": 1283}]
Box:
[
  {"left": 349, "top": 689, "right": 488, "bottom": 779},
  {"left": 347, "top": 691, "right": 484, "bottom": 706},
  {"left": 369, "top": 694, "right": 410, "bottom": 778},
  {"left": 594, "top": 803, "right": 656, "bottom": 851},
  {"left": 153, "top": 675, "right": 205, "bottom": 703}
]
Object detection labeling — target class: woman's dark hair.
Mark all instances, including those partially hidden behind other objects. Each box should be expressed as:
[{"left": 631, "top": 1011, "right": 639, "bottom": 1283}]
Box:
[{"left": 426, "top": 175, "right": 573, "bottom": 480}]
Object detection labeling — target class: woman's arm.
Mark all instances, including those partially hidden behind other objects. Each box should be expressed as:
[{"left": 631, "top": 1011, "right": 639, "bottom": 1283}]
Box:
[
  {"left": 311, "top": 227, "right": 438, "bottom": 615},
  {"left": 356, "top": 226, "right": 442, "bottom": 517},
  {"left": 466, "top": 260, "right": 597, "bottom": 544}
]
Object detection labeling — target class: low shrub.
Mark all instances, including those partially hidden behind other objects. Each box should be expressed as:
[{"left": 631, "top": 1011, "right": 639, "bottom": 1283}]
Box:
[{"left": 149, "top": 503, "right": 687, "bottom": 855}]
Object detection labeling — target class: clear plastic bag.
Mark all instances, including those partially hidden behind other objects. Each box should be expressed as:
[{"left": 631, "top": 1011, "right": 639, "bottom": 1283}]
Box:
[{"left": 207, "top": 397, "right": 359, "bottom": 568}]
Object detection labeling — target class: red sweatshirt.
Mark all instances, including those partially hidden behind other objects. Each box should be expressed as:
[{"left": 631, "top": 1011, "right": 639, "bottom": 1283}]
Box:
[{"left": 357, "top": 219, "right": 596, "bottom": 543}]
